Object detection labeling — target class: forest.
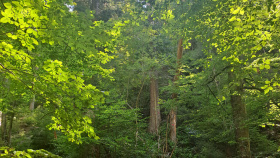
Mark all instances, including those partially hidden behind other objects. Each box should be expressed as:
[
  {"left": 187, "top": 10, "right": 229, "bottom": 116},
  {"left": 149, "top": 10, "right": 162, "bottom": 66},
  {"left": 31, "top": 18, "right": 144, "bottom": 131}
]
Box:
[{"left": 1, "top": 0, "right": 280, "bottom": 157}]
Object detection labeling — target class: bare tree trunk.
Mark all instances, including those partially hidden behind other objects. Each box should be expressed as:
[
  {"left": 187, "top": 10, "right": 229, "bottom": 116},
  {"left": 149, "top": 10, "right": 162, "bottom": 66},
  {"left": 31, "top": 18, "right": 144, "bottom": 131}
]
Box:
[
  {"left": 169, "top": 107, "right": 177, "bottom": 143},
  {"left": 148, "top": 77, "right": 161, "bottom": 134},
  {"left": 228, "top": 71, "right": 251, "bottom": 158},
  {"left": 169, "top": 38, "right": 183, "bottom": 143}
]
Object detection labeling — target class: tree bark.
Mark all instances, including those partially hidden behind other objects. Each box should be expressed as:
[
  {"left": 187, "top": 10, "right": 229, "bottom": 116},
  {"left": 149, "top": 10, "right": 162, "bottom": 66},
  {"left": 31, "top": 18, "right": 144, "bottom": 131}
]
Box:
[
  {"left": 1, "top": 112, "right": 7, "bottom": 144},
  {"left": 29, "top": 95, "right": 35, "bottom": 111},
  {"left": 169, "top": 38, "right": 183, "bottom": 143},
  {"left": 169, "top": 107, "right": 177, "bottom": 143},
  {"left": 148, "top": 77, "right": 161, "bottom": 134},
  {"left": 7, "top": 113, "right": 14, "bottom": 146},
  {"left": 228, "top": 71, "right": 251, "bottom": 158}
]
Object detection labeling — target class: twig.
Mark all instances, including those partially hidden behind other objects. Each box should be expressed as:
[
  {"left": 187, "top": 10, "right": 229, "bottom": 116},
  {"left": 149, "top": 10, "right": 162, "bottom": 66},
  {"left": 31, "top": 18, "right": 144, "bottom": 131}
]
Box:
[
  {"left": 126, "top": 102, "right": 134, "bottom": 110},
  {"left": 206, "top": 84, "right": 227, "bottom": 112},
  {"left": 39, "top": 111, "right": 54, "bottom": 120}
]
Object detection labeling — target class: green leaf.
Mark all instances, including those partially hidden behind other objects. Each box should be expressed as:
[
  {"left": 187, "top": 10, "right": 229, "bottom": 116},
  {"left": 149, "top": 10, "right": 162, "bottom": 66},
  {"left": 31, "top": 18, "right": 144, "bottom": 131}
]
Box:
[
  {"left": 265, "top": 60, "right": 270, "bottom": 65},
  {"left": 31, "top": 38, "right": 38, "bottom": 45},
  {"left": 240, "top": 9, "right": 244, "bottom": 15},
  {"left": 264, "top": 88, "right": 270, "bottom": 94},
  {"left": 229, "top": 16, "right": 236, "bottom": 22},
  {"left": 6, "top": 33, "right": 17, "bottom": 39},
  {"left": 4, "top": 3, "right": 12, "bottom": 9},
  {"left": 265, "top": 65, "right": 270, "bottom": 69},
  {"left": 0, "top": 17, "right": 10, "bottom": 23},
  {"left": 27, "top": 28, "right": 33, "bottom": 33},
  {"left": 231, "top": 7, "right": 241, "bottom": 14},
  {"left": 253, "top": 68, "right": 258, "bottom": 72}
]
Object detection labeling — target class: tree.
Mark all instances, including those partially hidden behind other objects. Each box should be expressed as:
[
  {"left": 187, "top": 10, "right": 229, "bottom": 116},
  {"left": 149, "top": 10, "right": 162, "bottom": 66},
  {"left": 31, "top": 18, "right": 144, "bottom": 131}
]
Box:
[
  {"left": 3, "top": 0, "right": 280, "bottom": 157},
  {"left": 178, "top": 0, "right": 280, "bottom": 157},
  {"left": 169, "top": 38, "right": 183, "bottom": 143},
  {"left": 0, "top": 0, "right": 119, "bottom": 144},
  {"left": 148, "top": 75, "right": 161, "bottom": 135},
  {"left": 228, "top": 70, "right": 251, "bottom": 157}
]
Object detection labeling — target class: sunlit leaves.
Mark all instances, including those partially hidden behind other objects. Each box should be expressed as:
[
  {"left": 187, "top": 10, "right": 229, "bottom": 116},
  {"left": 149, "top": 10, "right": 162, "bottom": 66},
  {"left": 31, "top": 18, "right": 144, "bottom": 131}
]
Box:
[
  {"left": 161, "top": 10, "right": 175, "bottom": 21},
  {"left": 0, "top": 0, "right": 121, "bottom": 144},
  {"left": 0, "top": 147, "right": 61, "bottom": 158},
  {"left": 230, "top": 7, "right": 244, "bottom": 15}
]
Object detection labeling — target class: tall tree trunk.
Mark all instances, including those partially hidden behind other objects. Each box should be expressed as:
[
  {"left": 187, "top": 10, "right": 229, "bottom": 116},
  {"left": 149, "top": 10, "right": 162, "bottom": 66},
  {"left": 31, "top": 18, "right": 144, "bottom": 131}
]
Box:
[
  {"left": 228, "top": 71, "right": 251, "bottom": 158},
  {"left": 1, "top": 112, "right": 7, "bottom": 144},
  {"left": 148, "top": 77, "right": 161, "bottom": 134},
  {"left": 169, "top": 38, "right": 183, "bottom": 143}
]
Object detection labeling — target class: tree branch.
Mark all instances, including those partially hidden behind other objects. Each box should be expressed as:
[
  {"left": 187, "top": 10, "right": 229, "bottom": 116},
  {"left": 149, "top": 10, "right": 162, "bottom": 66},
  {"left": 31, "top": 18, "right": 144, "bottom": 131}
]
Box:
[
  {"left": 206, "top": 65, "right": 232, "bottom": 85},
  {"left": 243, "top": 86, "right": 264, "bottom": 92},
  {"left": 206, "top": 84, "right": 227, "bottom": 112},
  {"left": 0, "top": 63, "right": 16, "bottom": 76}
]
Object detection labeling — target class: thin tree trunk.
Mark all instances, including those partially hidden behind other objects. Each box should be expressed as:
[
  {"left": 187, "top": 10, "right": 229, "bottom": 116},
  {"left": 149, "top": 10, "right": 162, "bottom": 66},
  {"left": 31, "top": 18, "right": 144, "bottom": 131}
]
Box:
[
  {"left": 7, "top": 113, "right": 14, "bottom": 146},
  {"left": 228, "top": 71, "right": 251, "bottom": 158},
  {"left": 1, "top": 79, "right": 9, "bottom": 145},
  {"left": 148, "top": 77, "right": 161, "bottom": 134},
  {"left": 169, "top": 107, "right": 177, "bottom": 143},
  {"left": 169, "top": 38, "right": 183, "bottom": 143},
  {"left": 1, "top": 112, "right": 7, "bottom": 144},
  {"left": 29, "top": 95, "right": 35, "bottom": 111}
]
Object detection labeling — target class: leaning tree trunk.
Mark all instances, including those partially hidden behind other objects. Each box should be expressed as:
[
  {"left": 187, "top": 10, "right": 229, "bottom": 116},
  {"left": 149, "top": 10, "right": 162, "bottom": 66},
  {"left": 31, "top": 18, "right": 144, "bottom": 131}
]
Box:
[
  {"left": 169, "top": 38, "right": 183, "bottom": 143},
  {"left": 228, "top": 71, "right": 251, "bottom": 158},
  {"left": 148, "top": 77, "right": 161, "bottom": 134}
]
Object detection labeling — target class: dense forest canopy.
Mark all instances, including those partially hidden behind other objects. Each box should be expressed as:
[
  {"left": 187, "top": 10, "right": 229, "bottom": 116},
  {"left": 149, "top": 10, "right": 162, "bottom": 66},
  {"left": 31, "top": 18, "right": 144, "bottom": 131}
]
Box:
[{"left": 1, "top": 0, "right": 280, "bottom": 157}]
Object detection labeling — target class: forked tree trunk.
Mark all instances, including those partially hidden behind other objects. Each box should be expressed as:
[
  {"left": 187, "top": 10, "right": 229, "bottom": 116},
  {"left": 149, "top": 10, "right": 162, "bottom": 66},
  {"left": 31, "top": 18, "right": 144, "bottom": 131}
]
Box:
[
  {"left": 169, "top": 38, "right": 183, "bottom": 143},
  {"left": 148, "top": 77, "right": 161, "bottom": 134},
  {"left": 228, "top": 71, "right": 251, "bottom": 158}
]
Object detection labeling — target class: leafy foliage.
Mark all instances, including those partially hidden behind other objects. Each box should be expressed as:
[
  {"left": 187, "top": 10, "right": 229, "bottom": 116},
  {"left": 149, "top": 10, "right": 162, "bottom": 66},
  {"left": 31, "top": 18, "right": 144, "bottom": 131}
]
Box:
[
  {"left": 0, "top": 147, "right": 60, "bottom": 158},
  {"left": 0, "top": 0, "right": 119, "bottom": 143},
  {"left": 2, "top": 0, "right": 280, "bottom": 157}
]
